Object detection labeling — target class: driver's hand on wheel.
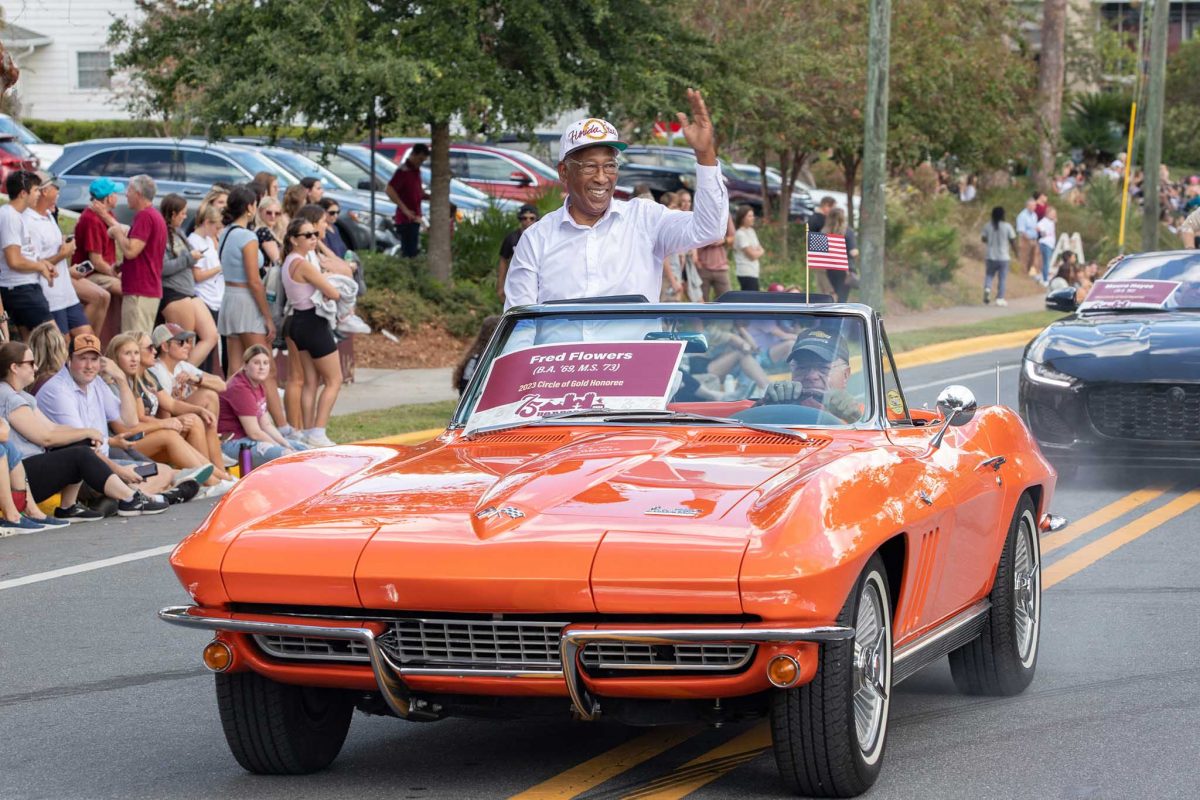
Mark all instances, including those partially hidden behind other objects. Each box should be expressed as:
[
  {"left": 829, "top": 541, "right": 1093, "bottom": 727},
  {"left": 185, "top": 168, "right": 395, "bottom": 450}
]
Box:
[
  {"left": 760, "top": 381, "right": 808, "bottom": 405},
  {"left": 826, "top": 389, "right": 863, "bottom": 423}
]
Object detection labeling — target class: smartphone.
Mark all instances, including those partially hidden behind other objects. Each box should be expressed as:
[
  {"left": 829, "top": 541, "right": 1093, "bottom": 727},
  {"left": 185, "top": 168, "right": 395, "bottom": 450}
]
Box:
[
  {"left": 133, "top": 462, "right": 159, "bottom": 479},
  {"left": 73, "top": 260, "right": 94, "bottom": 277},
  {"left": 125, "top": 431, "right": 146, "bottom": 442}
]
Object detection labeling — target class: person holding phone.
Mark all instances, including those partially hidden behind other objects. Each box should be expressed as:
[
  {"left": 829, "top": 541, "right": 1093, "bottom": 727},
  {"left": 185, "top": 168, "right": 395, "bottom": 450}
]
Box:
[
  {"left": 0, "top": 340, "right": 168, "bottom": 519},
  {"left": 71, "top": 178, "right": 120, "bottom": 333},
  {"left": 35, "top": 333, "right": 201, "bottom": 506}
]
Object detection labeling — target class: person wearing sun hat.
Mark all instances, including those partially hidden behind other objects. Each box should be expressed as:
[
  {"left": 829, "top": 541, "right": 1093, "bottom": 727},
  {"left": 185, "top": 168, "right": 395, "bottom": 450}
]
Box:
[{"left": 502, "top": 89, "right": 730, "bottom": 310}]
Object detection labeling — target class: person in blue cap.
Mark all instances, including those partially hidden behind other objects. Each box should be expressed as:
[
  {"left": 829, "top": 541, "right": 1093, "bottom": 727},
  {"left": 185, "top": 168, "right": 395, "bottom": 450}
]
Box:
[{"left": 72, "top": 177, "right": 124, "bottom": 295}]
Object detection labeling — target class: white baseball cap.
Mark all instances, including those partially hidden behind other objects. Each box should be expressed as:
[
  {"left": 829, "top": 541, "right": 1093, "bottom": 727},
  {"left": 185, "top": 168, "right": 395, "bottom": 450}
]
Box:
[{"left": 558, "top": 117, "right": 628, "bottom": 163}]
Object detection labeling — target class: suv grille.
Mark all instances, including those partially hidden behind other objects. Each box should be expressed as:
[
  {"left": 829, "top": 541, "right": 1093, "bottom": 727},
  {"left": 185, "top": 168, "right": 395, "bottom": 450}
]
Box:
[{"left": 1088, "top": 383, "right": 1200, "bottom": 441}]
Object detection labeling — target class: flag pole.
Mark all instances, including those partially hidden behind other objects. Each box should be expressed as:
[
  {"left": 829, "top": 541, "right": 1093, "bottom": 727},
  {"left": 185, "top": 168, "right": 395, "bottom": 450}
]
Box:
[
  {"left": 1118, "top": 100, "right": 1137, "bottom": 253},
  {"left": 804, "top": 222, "right": 810, "bottom": 303}
]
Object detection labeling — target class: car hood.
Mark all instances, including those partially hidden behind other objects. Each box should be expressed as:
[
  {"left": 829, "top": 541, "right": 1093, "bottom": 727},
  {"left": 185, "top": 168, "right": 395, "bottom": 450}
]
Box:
[
  {"left": 1028, "top": 312, "right": 1200, "bottom": 382},
  {"left": 218, "top": 428, "right": 842, "bottom": 613}
]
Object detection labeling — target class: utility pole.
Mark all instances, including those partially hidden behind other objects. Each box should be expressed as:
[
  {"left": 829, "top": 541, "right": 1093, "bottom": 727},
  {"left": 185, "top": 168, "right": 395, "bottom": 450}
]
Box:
[
  {"left": 860, "top": 0, "right": 891, "bottom": 311},
  {"left": 1141, "top": 0, "right": 1170, "bottom": 251}
]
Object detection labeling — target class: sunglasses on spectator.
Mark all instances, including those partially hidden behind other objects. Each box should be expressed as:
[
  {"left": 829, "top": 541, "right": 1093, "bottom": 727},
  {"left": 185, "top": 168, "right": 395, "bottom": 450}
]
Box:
[
  {"left": 17, "top": 359, "right": 34, "bottom": 366},
  {"left": 325, "top": 210, "right": 339, "bottom": 217},
  {"left": 297, "top": 231, "right": 320, "bottom": 239},
  {"left": 262, "top": 210, "right": 280, "bottom": 217}
]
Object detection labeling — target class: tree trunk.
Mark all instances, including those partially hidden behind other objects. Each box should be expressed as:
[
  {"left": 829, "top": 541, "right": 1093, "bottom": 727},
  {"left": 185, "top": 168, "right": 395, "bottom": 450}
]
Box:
[
  {"left": 837, "top": 150, "right": 862, "bottom": 226},
  {"left": 1141, "top": 0, "right": 1170, "bottom": 250},
  {"left": 427, "top": 120, "right": 453, "bottom": 283},
  {"left": 1035, "top": 0, "right": 1068, "bottom": 192},
  {"left": 775, "top": 149, "right": 793, "bottom": 265}
]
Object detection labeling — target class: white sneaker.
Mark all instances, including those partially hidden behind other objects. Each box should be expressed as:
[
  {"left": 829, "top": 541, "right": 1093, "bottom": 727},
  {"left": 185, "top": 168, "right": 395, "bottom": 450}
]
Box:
[
  {"left": 204, "top": 479, "right": 237, "bottom": 498},
  {"left": 305, "top": 431, "right": 336, "bottom": 448},
  {"left": 995, "top": 298, "right": 1008, "bottom": 307},
  {"left": 336, "top": 314, "right": 372, "bottom": 335},
  {"left": 222, "top": 453, "right": 238, "bottom": 468}
]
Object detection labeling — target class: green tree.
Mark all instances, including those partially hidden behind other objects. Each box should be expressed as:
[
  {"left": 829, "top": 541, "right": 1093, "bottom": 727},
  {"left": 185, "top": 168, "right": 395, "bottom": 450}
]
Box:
[{"left": 111, "top": 0, "right": 708, "bottom": 282}]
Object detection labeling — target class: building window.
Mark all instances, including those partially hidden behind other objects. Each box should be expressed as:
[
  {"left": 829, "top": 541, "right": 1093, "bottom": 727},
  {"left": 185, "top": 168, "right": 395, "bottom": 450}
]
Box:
[{"left": 77, "top": 52, "right": 111, "bottom": 90}]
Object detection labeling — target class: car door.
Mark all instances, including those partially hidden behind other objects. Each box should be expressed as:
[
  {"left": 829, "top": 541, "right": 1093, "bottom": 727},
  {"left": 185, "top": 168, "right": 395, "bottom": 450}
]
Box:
[
  {"left": 880, "top": 324, "right": 1006, "bottom": 630},
  {"left": 461, "top": 151, "right": 535, "bottom": 200}
]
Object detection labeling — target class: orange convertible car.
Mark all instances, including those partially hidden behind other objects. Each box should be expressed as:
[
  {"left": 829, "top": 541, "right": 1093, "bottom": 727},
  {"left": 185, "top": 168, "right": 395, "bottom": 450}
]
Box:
[{"left": 161, "top": 299, "right": 1061, "bottom": 797}]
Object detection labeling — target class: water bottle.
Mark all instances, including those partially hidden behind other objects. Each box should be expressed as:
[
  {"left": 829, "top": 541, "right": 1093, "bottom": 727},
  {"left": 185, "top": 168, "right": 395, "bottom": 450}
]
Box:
[{"left": 238, "top": 442, "right": 254, "bottom": 476}]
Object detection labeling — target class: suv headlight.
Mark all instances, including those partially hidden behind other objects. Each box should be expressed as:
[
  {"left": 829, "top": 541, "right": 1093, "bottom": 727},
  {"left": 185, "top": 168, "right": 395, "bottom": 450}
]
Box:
[{"left": 1023, "top": 359, "right": 1077, "bottom": 388}]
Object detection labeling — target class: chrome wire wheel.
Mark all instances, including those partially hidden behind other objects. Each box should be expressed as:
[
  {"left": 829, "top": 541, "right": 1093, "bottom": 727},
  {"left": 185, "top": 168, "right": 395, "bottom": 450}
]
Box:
[
  {"left": 852, "top": 571, "right": 891, "bottom": 763},
  {"left": 1012, "top": 508, "right": 1041, "bottom": 668}
]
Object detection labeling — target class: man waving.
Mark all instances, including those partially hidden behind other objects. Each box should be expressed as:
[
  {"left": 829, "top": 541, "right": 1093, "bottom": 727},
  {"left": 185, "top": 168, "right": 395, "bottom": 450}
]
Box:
[{"left": 503, "top": 89, "right": 729, "bottom": 310}]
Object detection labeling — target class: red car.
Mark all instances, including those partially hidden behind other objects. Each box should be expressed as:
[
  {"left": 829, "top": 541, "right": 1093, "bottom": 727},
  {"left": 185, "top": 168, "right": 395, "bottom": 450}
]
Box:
[
  {"left": 0, "top": 135, "right": 38, "bottom": 187},
  {"left": 372, "top": 139, "right": 559, "bottom": 203}
]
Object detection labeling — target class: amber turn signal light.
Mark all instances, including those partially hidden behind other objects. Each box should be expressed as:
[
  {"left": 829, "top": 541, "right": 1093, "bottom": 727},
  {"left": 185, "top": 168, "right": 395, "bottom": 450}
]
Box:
[
  {"left": 202, "top": 640, "right": 233, "bottom": 672},
  {"left": 767, "top": 654, "right": 801, "bottom": 688}
]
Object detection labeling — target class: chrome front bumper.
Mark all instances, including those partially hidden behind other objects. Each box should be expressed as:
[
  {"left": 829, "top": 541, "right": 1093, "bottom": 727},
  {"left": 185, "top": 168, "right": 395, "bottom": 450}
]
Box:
[{"left": 159, "top": 606, "right": 853, "bottom": 720}]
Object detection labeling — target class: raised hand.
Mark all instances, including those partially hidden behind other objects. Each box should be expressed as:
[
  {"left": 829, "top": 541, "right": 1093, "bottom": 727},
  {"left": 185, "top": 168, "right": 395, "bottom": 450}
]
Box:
[{"left": 676, "top": 88, "right": 717, "bottom": 166}]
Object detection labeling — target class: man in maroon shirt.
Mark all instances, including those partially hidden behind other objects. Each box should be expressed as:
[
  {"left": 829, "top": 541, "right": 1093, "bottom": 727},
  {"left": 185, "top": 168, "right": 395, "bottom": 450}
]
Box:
[
  {"left": 385, "top": 143, "right": 429, "bottom": 257},
  {"left": 94, "top": 174, "right": 167, "bottom": 333},
  {"left": 71, "top": 177, "right": 121, "bottom": 332}
]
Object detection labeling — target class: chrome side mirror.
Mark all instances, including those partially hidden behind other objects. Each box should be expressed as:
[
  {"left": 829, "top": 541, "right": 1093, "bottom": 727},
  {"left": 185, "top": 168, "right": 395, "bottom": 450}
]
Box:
[{"left": 931, "top": 385, "right": 977, "bottom": 448}]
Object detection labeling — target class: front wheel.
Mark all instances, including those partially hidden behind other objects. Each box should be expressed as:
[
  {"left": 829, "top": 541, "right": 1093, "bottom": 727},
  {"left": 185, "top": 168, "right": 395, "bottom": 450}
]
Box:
[
  {"left": 948, "top": 494, "right": 1041, "bottom": 695},
  {"left": 215, "top": 671, "right": 354, "bottom": 774},
  {"left": 770, "top": 553, "right": 893, "bottom": 797}
]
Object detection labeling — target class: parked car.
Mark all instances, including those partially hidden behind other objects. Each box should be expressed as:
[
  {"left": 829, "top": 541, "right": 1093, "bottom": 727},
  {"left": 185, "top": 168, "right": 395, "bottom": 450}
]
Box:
[
  {"left": 623, "top": 145, "right": 769, "bottom": 210},
  {"left": 49, "top": 139, "right": 399, "bottom": 252},
  {"left": 1020, "top": 249, "right": 1200, "bottom": 475},
  {"left": 734, "top": 162, "right": 858, "bottom": 223},
  {"left": 0, "top": 135, "right": 38, "bottom": 188},
  {"left": 371, "top": 138, "right": 560, "bottom": 203},
  {"left": 0, "top": 113, "right": 60, "bottom": 166},
  {"left": 160, "top": 297, "right": 1058, "bottom": 796}
]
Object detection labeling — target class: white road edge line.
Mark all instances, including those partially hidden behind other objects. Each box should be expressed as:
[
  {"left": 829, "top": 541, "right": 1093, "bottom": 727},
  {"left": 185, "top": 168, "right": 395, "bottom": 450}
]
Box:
[
  {"left": 0, "top": 544, "right": 175, "bottom": 592},
  {"left": 905, "top": 363, "right": 1019, "bottom": 392},
  {"left": 0, "top": 365, "right": 1026, "bottom": 593}
]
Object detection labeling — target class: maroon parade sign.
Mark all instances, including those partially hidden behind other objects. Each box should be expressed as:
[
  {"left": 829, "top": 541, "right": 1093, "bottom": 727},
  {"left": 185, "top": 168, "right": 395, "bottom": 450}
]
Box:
[
  {"left": 467, "top": 341, "right": 686, "bottom": 433},
  {"left": 1080, "top": 279, "right": 1181, "bottom": 311}
]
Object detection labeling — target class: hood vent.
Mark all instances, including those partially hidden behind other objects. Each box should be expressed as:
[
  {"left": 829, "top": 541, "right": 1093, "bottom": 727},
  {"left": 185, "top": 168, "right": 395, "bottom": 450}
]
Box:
[
  {"left": 459, "top": 432, "right": 572, "bottom": 445},
  {"left": 693, "top": 432, "right": 823, "bottom": 447}
]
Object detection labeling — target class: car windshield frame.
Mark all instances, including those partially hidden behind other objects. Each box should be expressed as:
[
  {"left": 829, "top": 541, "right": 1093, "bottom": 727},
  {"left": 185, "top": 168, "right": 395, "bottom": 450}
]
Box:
[
  {"left": 261, "top": 147, "right": 353, "bottom": 190},
  {"left": 222, "top": 148, "right": 297, "bottom": 187},
  {"left": 1087, "top": 252, "right": 1200, "bottom": 312},
  {"left": 450, "top": 303, "right": 882, "bottom": 432}
]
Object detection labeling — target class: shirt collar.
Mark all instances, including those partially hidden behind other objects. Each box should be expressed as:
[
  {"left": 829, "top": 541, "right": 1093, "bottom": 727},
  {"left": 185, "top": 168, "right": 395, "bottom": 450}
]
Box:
[{"left": 559, "top": 196, "right": 626, "bottom": 230}]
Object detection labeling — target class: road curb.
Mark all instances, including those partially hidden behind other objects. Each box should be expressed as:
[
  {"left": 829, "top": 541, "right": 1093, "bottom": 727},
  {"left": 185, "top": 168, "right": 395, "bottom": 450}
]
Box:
[{"left": 893, "top": 328, "right": 1041, "bottom": 370}]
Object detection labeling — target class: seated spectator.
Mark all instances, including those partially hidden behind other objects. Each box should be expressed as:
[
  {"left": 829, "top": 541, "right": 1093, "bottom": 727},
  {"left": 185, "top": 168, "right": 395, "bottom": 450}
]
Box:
[
  {"left": 0, "top": 415, "right": 69, "bottom": 533},
  {"left": 159, "top": 193, "right": 218, "bottom": 367},
  {"left": 149, "top": 323, "right": 227, "bottom": 453},
  {"left": 317, "top": 198, "right": 349, "bottom": 258},
  {"left": 26, "top": 175, "right": 91, "bottom": 338},
  {"left": 0, "top": 170, "right": 55, "bottom": 335},
  {"left": 0, "top": 340, "right": 168, "bottom": 519},
  {"left": 35, "top": 333, "right": 201, "bottom": 505},
  {"left": 300, "top": 176, "right": 324, "bottom": 204},
  {"left": 106, "top": 332, "right": 234, "bottom": 496},
  {"left": 219, "top": 344, "right": 308, "bottom": 467},
  {"left": 255, "top": 196, "right": 285, "bottom": 266},
  {"left": 28, "top": 320, "right": 67, "bottom": 395}
]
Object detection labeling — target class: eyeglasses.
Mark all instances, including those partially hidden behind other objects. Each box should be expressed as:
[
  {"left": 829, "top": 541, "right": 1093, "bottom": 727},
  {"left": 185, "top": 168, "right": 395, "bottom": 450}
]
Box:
[
  {"left": 262, "top": 210, "right": 280, "bottom": 217},
  {"left": 518, "top": 214, "right": 537, "bottom": 221},
  {"left": 17, "top": 359, "right": 34, "bottom": 367},
  {"left": 325, "top": 210, "right": 339, "bottom": 217},
  {"left": 567, "top": 159, "right": 619, "bottom": 177},
  {"left": 297, "top": 231, "right": 320, "bottom": 239}
]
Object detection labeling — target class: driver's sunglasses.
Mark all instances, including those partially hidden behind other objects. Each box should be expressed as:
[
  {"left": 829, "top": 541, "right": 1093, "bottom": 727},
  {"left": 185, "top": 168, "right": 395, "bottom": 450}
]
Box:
[{"left": 567, "top": 159, "right": 619, "bottom": 177}]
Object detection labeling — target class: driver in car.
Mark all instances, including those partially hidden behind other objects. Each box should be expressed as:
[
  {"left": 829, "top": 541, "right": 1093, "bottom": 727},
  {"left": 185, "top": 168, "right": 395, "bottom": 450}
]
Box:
[{"left": 758, "top": 330, "right": 863, "bottom": 422}]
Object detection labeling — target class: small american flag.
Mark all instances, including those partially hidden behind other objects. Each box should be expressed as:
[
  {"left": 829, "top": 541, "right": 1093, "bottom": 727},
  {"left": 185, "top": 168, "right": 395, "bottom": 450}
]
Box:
[{"left": 807, "top": 232, "right": 849, "bottom": 271}]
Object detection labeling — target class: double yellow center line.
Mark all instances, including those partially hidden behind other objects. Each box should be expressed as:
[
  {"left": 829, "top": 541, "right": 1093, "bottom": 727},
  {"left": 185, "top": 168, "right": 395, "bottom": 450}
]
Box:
[{"left": 508, "top": 481, "right": 1200, "bottom": 800}]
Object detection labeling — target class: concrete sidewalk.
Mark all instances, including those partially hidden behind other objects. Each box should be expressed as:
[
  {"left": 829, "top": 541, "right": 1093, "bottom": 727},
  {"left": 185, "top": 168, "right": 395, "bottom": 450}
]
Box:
[{"left": 335, "top": 294, "right": 1049, "bottom": 415}]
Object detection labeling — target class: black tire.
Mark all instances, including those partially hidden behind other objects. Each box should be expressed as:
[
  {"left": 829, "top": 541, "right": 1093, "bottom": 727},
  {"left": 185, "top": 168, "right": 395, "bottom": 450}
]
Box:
[
  {"left": 215, "top": 671, "right": 354, "bottom": 774},
  {"left": 770, "top": 553, "right": 893, "bottom": 798},
  {"left": 948, "top": 494, "right": 1041, "bottom": 696}
]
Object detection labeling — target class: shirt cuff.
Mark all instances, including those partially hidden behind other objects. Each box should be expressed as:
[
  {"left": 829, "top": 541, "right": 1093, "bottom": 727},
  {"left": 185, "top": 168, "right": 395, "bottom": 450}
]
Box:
[{"left": 695, "top": 164, "right": 723, "bottom": 187}]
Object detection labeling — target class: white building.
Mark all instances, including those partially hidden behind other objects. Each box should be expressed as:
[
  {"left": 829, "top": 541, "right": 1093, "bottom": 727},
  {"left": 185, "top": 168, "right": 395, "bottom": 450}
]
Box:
[{"left": 0, "top": 0, "right": 138, "bottom": 121}]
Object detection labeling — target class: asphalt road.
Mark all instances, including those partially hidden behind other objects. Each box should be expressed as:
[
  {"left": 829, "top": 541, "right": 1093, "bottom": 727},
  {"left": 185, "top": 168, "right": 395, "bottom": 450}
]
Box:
[{"left": 2, "top": 344, "right": 1198, "bottom": 800}]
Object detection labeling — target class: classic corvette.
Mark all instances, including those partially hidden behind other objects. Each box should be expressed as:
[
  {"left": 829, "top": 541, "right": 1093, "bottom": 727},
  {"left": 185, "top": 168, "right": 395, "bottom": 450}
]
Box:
[
  {"left": 1022, "top": 250, "right": 1200, "bottom": 472},
  {"left": 162, "top": 298, "right": 1060, "bottom": 797}
]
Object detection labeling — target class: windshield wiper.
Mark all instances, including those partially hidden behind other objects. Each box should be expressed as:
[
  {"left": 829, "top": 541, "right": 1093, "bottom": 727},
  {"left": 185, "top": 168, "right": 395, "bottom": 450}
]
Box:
[{"left": 464, "top": 408, "right": 809, "bottom": 441}]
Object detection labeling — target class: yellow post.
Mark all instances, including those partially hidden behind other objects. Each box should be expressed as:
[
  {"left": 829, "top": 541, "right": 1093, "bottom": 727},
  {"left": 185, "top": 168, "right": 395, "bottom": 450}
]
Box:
[{"left": 1118, "top": 101, "right": 1137, "bottom": 252}]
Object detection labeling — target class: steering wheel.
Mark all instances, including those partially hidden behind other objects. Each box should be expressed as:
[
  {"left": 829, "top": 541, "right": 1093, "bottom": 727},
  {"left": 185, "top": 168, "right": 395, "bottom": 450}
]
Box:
[{"left": 731, "top": 403, "right": 844, "bottom": 426}]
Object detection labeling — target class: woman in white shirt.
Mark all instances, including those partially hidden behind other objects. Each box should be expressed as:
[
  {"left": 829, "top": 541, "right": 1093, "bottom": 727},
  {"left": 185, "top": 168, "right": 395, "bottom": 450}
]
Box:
[
  {"left": 1035, "top": 206, "right": 1057, "bottom": 287},
  {"left": 732, "top": 205, "right": 763, "bottom": 291},
  {"left": 186, "top": 204, "right": 225, "bottom": 372}
]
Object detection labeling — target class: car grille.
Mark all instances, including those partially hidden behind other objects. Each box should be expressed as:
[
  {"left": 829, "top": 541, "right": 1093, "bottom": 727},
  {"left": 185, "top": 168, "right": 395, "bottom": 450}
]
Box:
[
  {"left": 580, "top": 642, "right": 755, "bottom": 671},
  {"left": 1027, "top": 403, "right": 1075, "bottom": 443},
  {"left": 1087, "top": 383, "right": 1200, "bottom": 441},
  {"left": 254, "top": 618, "right": 759, "bottom": 675},
  {"left": 253, "top": 634, "right": 371, "bottom": 662},
  {"left": 381, "top": 619, "right": 566, "bottom": 671}
]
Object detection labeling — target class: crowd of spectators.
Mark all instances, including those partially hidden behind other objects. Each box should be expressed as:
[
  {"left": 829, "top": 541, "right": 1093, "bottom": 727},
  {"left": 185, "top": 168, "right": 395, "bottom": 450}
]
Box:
[{"left": 0, "top": 167, "right": 366, "bottom": 535}]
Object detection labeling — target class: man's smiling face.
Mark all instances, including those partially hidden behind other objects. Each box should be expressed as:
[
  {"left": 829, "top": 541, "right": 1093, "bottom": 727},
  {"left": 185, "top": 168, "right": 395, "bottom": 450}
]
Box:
[{"left": 559, "top": 144, "right": 619, "bottom": 223}]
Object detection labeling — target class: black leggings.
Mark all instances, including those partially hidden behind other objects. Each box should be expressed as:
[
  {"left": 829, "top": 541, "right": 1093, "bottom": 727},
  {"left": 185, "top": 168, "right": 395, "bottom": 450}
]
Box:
[{"left": 23, "top": 448, "right": 116, "bottom": 504}]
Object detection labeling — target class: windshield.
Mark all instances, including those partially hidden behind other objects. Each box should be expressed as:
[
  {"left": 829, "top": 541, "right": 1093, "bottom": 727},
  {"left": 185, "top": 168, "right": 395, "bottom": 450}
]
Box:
[
  {"left": 1083, "top": 252, "right": 1200, "bottom": 311},
  {"left": 455, "top": 310, "right": 871, "bottom": 433},
  {"left": 263, "top": 148, "right": 352, "bottom": 190},
  {"left": 224, "top": 149, "right": 296, "bottom": 187},
  {"left": 502, "top": 148, "right": 559, "bottom": 180}
]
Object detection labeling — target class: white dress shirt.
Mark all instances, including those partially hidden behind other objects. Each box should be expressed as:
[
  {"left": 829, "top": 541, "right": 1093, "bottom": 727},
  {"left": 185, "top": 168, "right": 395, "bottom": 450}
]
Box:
[{"left": 503, "top": 164, "right": 729, "bottom": 310}]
